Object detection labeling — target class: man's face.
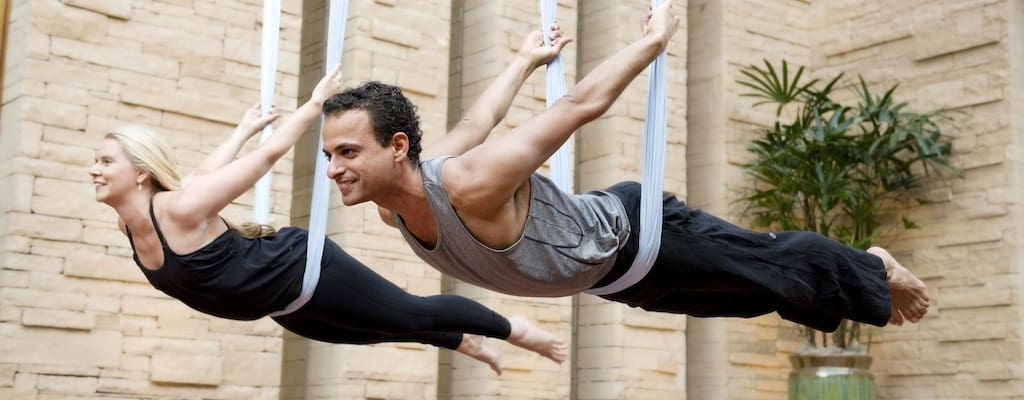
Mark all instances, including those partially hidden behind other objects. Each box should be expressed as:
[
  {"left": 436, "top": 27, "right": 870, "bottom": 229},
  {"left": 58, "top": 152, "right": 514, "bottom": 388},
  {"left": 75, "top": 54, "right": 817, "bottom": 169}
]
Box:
[{"left": 322, "top": 110, "right": 396, "bottom": 206}]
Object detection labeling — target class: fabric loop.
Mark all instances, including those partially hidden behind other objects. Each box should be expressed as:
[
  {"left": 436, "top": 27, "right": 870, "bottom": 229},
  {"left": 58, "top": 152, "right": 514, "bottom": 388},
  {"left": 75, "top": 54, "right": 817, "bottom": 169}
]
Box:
[
  {"left": 537, "top": 0, "right": 667, "bottom": 296},
  {"left": 253, "top": 0, "right": 281, "bottom": 225},
  {"left": 540, "top": 0, "right": 573, "bottom": 193},
  {"left": 268, "top": 0, "right": 349, "bottom": 317}
]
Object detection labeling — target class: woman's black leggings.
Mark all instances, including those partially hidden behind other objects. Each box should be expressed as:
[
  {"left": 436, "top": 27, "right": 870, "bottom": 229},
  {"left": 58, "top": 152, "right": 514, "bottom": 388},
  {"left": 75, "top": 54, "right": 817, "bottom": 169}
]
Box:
[{"left": 273, "top": 240, "right": 511, "bottom": 349}]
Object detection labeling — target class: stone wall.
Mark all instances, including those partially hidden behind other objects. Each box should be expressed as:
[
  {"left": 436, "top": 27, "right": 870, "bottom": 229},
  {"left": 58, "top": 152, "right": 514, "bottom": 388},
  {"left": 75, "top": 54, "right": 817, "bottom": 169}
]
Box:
[
  {"left": 0, "top": 0, "right": 1020, "bottom": 399},
  {"left": 444, "top": 0, "right": 574, "bottom": 398},
  {"left": 810, "top": 1, "right": 1023, "bottom": 398},
  {"left": 684, "top": 1, "right": 811, "bottom": 399},
  {"left": 0, "top": 0, "right": 302, "bottom": 398},
  {"left": 573, "top": 1, "right": 688, "bottom": 399},
  {"left": 283, "top": 0, "right": 457, "bottom": 398}
]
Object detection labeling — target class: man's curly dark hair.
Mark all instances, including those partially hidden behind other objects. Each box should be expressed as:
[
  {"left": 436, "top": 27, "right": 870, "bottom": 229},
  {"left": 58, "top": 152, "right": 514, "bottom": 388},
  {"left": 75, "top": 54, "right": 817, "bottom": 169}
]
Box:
[{"left": 322, "top": 81, "right": 423, "bottom": 164}]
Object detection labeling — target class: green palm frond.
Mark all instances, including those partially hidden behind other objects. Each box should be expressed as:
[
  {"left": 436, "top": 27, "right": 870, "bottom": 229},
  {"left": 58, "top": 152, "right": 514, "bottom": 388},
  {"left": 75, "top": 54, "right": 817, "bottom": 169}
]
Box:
[{"left": 737, "top": 59, "right": 819, "bottom": 117}]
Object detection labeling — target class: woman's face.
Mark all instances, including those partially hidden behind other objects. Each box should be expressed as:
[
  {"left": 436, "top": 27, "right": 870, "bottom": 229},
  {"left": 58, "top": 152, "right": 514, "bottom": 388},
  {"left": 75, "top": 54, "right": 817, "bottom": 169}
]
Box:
[{"left": 90, "top": 138, "right": 142, "bottom": 204}]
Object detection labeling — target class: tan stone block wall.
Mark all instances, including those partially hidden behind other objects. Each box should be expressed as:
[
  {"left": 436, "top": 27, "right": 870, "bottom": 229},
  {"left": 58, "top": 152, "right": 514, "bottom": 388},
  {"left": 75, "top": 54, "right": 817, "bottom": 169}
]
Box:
[
  {"left": 809, "top": 1, "right": 1023, "bottom": 399},
  {"left": 1, "top": 0, "right": 301, "bottom": 399},
  {"left": 284, "top": 0, "right": 456, "bottom": 399},
  {"left": 721, "top": 1, "right": 811, "bottom": 399},
  {"left": 684, "top": 0, "right": 810, "bottom": 399},
  {"left": 443, "top": 1, "right": 575, "bottom": 398},
  {"left": 574, "top": 1, "right": 688, "bottom": 399},
  {"left": 682, "top": 0, "right": 1024, "bottom": 399},
  {"left": 2, "top": 0, "right": 1022, "bottom": 399},
  {"left": 1015, "top": 0, "right": 1024, "bottom": 231}
]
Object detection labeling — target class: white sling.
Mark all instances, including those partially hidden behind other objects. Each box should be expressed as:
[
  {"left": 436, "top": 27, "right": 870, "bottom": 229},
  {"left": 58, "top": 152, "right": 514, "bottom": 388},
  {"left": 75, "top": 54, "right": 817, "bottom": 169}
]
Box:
[
  {"left": 264, "top": 0, "right": 349, "bottom": 317},
  {"left": 539, "top": 0, "right": 667, "bottom": 296}
]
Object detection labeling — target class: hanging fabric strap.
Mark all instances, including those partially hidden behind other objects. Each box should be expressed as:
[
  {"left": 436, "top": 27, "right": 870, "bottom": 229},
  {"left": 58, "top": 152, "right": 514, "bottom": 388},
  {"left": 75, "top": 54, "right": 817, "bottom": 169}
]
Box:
[
  {"left": 540, "top": 0, "right": 572, "bottom": 192},
  {"left": 539, "top": 0, "right": 667, "bottom": 296},
  {"left": 253, "top": 0, "right": 281, "bottom": 225},
  {"left": 268, "top": 0, "right": 349, "bottom": 317}
]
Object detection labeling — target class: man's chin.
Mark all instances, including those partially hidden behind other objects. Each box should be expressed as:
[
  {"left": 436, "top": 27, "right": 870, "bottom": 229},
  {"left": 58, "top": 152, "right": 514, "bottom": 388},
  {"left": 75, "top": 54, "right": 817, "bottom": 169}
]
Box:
[{"left": 340, "top": 195, "right": 362, "bottom": 206}]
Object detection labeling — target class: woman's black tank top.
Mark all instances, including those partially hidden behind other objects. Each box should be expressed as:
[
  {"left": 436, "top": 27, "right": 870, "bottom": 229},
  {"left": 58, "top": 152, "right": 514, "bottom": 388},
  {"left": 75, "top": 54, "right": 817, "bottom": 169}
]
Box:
[{"left": 126, "top": 202, "right": 305, "bottom": 320}]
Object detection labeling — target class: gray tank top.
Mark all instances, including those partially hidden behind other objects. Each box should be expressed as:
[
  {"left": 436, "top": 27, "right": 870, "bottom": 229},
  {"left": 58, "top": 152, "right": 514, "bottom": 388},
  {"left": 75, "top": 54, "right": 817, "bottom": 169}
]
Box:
[{"left": 393, "top": 157, "right": 630, "bottom": 297}]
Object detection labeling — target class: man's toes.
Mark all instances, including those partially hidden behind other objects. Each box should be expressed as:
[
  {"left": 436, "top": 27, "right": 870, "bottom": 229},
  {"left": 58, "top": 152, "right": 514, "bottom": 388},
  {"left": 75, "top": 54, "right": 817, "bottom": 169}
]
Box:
[
  {"left": 910, "top": 299, "right": 929, "bottom": 318},
  {"left": 914, "top": 303, "right": 929, "bottom": 321},
  {"left": 889, "top": 307, "right": 905, "bottom": 326},
  {"left": 903, "top": 302, "right": 928, "bottom": 323}
]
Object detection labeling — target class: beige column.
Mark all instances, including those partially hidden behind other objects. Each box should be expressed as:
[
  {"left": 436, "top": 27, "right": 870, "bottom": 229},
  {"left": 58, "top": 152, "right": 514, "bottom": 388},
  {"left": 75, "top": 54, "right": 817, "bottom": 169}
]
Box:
[
  {"left": 443, "top": 1, "right": 575, "bottom": 398},
  {"left": 686, "top": 0, "right": 811, "bottom": 399},
  {"left": 289, "top": 0, "right": 454, "bottom": 398},
  {"left": 1014, "top": 4, "right": 1024, "bottom": 396},
  {"left": 0, "top": 8, "right": 30, "bottom": 393},
  {"left": 683, "top": 0, "right": 729, "bottom": 398},
  {"left": 1015, "top": 0, "right": 1024, "bottom": 222},
  {"left": 574, "top": 1, "right": 688, "bottom": 399}
]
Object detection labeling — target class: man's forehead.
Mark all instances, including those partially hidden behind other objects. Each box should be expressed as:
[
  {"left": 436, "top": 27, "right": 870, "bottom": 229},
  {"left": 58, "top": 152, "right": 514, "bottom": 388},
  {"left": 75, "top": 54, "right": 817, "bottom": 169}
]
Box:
[
  {"left": 323, "top": 130, "right": 372, "bottom": 151},
  {"left": 326, "top": 113, "right": 376, "bottom": 140}
]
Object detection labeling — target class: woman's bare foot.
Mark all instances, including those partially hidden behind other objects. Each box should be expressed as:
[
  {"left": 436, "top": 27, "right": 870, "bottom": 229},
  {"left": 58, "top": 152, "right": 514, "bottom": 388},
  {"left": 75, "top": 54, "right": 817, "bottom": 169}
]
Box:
[
  {"left": 455, "top": 334, "right": 502, "bottom": 375},
  {"left": 506, "top": 315, "right": 568, "bottom": 363},
  {"left": 867, "top": 247, "right": 930, "bottom": 326}
]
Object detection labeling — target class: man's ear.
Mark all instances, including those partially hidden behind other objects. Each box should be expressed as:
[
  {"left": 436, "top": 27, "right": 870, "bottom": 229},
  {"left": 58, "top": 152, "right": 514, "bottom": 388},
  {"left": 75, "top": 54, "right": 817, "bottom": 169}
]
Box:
[{"left": 391, "top": 132, "right": 410, "bottom": 161}]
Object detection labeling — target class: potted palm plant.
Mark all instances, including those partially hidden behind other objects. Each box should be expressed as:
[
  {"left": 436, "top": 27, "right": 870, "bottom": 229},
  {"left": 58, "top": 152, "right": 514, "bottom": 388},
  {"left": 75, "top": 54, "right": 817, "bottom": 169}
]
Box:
[{"left": 737, "top": 60, "right": 959, "bottom": 400}]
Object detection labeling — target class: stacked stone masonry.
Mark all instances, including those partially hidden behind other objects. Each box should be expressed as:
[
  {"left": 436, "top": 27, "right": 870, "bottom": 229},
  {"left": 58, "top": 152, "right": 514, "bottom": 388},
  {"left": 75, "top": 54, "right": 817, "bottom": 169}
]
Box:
[{"left": 0, "top": 0, "right": 1020, "bottom": 399}]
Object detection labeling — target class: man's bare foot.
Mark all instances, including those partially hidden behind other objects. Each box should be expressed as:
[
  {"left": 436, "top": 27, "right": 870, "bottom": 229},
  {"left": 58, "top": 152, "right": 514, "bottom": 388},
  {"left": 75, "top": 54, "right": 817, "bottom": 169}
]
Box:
[
  {"left": 506, "top": 315, "right": 568, "bottom": 363},
  {"left": 867, "top": 247, "right": 930, "bottom": 326},
  {"left": 455, "top": 334, "right": 502, "bottom": 375}
]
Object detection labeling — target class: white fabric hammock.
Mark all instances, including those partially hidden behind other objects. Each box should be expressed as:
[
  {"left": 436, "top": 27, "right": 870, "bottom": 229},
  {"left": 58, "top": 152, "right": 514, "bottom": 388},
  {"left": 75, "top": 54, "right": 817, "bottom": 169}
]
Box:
[
  {"left": 540, "top": 0, "right": 668, "bottom": 296},
  {"left": 259, "top": 0, "right": 349, "bottom": 317}
]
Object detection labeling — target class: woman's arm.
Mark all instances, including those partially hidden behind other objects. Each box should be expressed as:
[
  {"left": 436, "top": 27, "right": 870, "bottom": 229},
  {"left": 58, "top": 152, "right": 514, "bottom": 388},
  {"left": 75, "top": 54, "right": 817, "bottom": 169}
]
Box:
[
  {"left": 167, "top": 65, "right": 345, "bottom": 223},
  {"left": 183, "top": 104, "right": 281, "bottom": 187}
]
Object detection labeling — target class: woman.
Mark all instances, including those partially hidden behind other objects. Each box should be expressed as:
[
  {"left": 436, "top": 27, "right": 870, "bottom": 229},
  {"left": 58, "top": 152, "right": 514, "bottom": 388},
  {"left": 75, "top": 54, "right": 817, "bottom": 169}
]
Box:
[{"left": 90, "top": 66, "right": 567, "bottom": 375}]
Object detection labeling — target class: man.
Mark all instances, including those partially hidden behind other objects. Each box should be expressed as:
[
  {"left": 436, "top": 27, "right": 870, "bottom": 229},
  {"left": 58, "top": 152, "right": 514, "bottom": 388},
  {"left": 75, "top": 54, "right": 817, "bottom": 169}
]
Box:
[{"left": 320, "top": 0, "right": 929, "bottom": 332}]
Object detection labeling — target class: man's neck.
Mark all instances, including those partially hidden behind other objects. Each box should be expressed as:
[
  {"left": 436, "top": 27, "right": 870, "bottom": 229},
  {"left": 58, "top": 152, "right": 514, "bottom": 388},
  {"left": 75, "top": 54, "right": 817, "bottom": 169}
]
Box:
[
  {"left": 378, "top": 162, "right": 441, "bottom": 244},
  {"left": 377, "top": 162, "right": 429, "bottom": 218}
]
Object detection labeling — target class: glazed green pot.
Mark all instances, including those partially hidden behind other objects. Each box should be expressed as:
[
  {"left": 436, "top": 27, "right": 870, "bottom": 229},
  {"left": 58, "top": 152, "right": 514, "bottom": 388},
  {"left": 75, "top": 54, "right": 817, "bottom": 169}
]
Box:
[{"left": 788, "top": 353, "right": 876, "bottom": 400}]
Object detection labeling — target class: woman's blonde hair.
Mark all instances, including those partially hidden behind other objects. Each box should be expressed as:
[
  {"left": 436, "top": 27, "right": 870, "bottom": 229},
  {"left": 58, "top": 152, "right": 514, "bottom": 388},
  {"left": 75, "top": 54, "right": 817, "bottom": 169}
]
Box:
[{"left": 107, "top": 126, "right": 276, "bottom": 239}]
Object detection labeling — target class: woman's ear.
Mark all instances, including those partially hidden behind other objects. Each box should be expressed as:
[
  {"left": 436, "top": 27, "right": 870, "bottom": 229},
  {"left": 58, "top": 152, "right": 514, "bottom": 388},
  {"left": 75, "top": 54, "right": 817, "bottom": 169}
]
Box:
[{"left": 136, "top": 170, "right": 149, "bottom": 187}]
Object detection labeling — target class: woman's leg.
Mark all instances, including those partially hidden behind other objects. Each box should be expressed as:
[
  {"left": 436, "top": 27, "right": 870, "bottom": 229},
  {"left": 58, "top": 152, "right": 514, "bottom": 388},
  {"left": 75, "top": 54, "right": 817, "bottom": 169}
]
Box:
[
  {"left": 299, "top": 240, "right": 566, "bottom": 362},
  {"left": 273, "top": 313, "right": 504, "bottom": 374},
  {"left": 273, "top": 312, "right": 463, "bottom": 347},
  {"left": 312, "top": 240, "right": 511, "bottom": 336}
]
